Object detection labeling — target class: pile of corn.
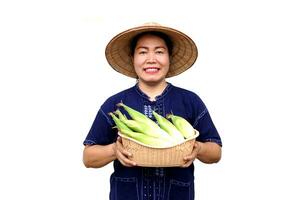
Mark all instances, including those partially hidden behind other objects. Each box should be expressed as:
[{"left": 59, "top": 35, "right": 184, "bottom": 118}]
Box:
[{"left": 109, "top": 103, "right": 196, "bottom": 148}]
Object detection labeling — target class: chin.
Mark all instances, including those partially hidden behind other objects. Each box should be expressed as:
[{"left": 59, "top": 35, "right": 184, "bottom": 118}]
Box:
[{"left": 143, "top": 78, "right": 165, "bottom": 85}]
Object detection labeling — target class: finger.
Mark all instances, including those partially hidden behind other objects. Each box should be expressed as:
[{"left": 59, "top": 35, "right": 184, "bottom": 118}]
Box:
[
  {"left": 119, "top": 146, "right": 133, "bottom": 158},
  {"left": 181, "top": 160, "right": 193, "bottom": 168},
  {"left": 184, "top": 161, "right": 193, "bottom": 168},
  {"left": 117, "top": 136, "right": 122, "bottom": 142},
  {"left": 115, "top": 136, "right": 137, "bottom": 166},
  {"left": 117, "top": 158, "right": 128, "bottom": 167},
  {"left": 116, "top": 139, "right": 133, "bottom": 157},
  {"left": 183, "top": 149, "right": 198, "bottom": 160},
  {"left": 120, "top": 159, "right": 135, "bottom": 167},
  {"left": 183, "top": 155, "right": 193, "bottom": 161},
  {"left": 124, "top": 159, "right": 137, "bottom": 167},
  {"left": 116, "top": 150, "right": 131, "bottom": 166},
  {"left": 184, "top": 144, "right": 200, "bottom": 160},
  {"left": 115, "top": 147, "right": 136, "bottom": 167},
  {"left": 118, "top": 155, "right": 136, "bottom": 167},
  {"left": 116, "top": 136, "right": 123, "bottom": 146}
]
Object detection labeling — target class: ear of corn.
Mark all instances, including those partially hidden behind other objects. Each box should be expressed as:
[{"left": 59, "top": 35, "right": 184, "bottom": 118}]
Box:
[
  {"left": 111, "top": 103, "right": 196, "bottom": 147},
  {"left": 117, "top": 102, "right": 158, "bottom": 127},
  {"left": 119, "top": 119, "right": 149, "bottom": 133},
  {"left": 117, "top": 102, "right": 175, "bottom": 141},
  {"left": 120, "top": 128, "right": 173, "bottom": 148},
  {"left": 152, "top": 111, "right": 185, "bottom": 143},
  {"left": 114, "top": 109, "right": 128, "bottom": 121},
  {"left": 166, "top": 114, "right": 195, "bottom": 139},
  {"left": 109, "top": 112, "right": 131, "bottom": 132},
  {"left": 120, "top": 118, "right": 177, "bottom": 143}
]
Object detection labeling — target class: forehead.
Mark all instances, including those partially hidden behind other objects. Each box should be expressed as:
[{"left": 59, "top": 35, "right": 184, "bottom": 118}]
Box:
[{"left": 135, "top": 34, "right": 167, "bottom": 47}]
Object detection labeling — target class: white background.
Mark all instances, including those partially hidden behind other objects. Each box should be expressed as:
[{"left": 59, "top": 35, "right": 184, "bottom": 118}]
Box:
[{"left": 1, "top": 0, "right": 299, "bottom": 199}]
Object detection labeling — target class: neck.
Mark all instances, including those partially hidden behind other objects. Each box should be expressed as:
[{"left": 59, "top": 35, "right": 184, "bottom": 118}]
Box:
[{"left": 137, "top": 80, "right": 168, "bottom": 101}]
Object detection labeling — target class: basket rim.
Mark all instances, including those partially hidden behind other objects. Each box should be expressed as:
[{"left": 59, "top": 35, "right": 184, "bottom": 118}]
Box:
[{"left": 118, "top": 130, "right": 199, "bottom": 149}]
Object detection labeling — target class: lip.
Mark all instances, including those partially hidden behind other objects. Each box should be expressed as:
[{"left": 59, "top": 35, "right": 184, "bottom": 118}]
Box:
[
  {"left": 143, "top": 67, "right": 160, "bottom": 74},
  {"left": 143, "top": 67, "right": 160, "bottom": 71}
]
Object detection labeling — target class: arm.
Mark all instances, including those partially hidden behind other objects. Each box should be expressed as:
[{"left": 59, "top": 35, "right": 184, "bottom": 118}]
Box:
[
  {"left": 196, "top": 141, "right": 222, "bottom": 163},
  {"left": 83, "top": 136, "right": 137, "bottom": 168},
  {"left": 83, "top": 143, "right": 116, "bottom": 168},
  {"left": 182, "top": 141, "right": 222, "bottom": 167}
]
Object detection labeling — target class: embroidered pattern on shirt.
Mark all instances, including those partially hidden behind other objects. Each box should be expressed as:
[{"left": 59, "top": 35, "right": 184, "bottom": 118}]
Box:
[{"left": 144, "top": 105, "right": 153, "bottom": 118}]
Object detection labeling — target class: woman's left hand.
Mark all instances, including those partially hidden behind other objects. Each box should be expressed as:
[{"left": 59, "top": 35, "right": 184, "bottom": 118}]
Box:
[{"left": 181, "top": 141, "right": 202, "bottom": 168}]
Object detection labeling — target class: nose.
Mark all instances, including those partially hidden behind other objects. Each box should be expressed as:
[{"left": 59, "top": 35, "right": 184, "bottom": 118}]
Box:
[{"left": 146, "top": 52, "right": 157, "bottom": 63}]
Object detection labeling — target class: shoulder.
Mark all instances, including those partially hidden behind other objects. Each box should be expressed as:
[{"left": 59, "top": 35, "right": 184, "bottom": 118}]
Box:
[
  {"left": 169, "top": 84, "right": 207, "bottom": 112},
  {"left": 106, "top": 87, "right": 134, "bottom": 102},
  {"left": 101, "top": 86, "right": 135, "bottom": 112},
  {"left": 170, "top": 84, "right": 203, "bottom": 102}
]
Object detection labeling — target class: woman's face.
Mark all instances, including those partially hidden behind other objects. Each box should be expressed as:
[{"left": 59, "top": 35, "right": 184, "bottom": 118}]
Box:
[{"left": 133, "top": 34, "right": 170, "bottom": 85}]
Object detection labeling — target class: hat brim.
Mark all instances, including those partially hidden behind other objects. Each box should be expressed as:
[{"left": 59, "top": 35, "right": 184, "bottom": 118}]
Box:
[{"left": 105, "top": 24, "right": 198, "bottom": 78}]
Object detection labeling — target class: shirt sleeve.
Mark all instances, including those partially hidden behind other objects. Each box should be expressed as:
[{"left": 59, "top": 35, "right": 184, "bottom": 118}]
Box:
[
  {"left": 190, "top": 93, "right": 222, "bottom": 146},
  {"left": 83, "top": 106, "right": 117, "bottom": 146},
  {"left": 194, "top": 110, "right": 222, "bottom": 146}
]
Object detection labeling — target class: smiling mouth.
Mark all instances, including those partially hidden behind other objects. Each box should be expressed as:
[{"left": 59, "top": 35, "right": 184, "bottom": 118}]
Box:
[{"left": 144, "top": 67, "right": 160, "bottom": 73}]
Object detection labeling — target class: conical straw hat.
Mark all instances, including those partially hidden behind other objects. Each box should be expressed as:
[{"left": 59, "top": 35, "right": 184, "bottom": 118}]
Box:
[{"left": 105, "top": 22, "right": 198, "bottom": 78}]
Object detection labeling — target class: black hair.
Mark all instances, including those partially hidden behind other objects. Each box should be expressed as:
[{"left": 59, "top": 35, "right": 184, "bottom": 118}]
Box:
[{"left": 129, "top": 31, "right": 173, "bottom": 56}]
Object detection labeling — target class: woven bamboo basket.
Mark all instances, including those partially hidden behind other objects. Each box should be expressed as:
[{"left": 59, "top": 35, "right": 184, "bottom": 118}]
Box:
[{"left": 119, "top": 130, "right": 199, "bottom": 167}]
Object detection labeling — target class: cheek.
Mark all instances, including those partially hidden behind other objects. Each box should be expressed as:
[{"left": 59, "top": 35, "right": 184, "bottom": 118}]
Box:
[
  {"left": 133, "top": 65, "right": 140, "bottom": 74},
  {"left": 163, "top": 55, "right": 170, "bottom": 65},
  {"left": 132, "top": 57, "right": 138, "bottom": 71},
  {"left": 162, "top": 58, "right": 170, "bottom": 70},
  {"left": 163, "top": 65, "right": 170, "bottom": 74},
  {"left": 133, "top": 56, "right": 142, "bottom": 67},
  {"left": 133, "top": 59, "right": 143, "bottom": 74}
]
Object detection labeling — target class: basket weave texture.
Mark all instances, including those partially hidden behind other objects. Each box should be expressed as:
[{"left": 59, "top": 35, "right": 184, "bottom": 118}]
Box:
[{"left": 119, "top": 130, "right": 199, "bottom": 167}]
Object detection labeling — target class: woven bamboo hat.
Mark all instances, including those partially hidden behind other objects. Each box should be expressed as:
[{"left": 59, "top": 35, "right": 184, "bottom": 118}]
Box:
[{"left": 105, "top": 22, "right": 198, "bottom": 78}]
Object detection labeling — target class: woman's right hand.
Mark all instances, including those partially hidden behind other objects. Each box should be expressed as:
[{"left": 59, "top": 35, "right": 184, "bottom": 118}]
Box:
[{"left": 114, "top": 136, "right": 137, "bottom": 167}]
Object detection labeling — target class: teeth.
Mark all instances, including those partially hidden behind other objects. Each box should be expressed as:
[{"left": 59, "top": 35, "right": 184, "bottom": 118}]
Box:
[{"left": 145, "top": 68, "right": 158, "bottom": 72}]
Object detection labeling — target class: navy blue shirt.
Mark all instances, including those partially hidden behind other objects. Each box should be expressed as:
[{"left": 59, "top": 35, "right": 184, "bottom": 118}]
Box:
[{"left": 84, "top": 83, "right": 222, "bottom": 200}]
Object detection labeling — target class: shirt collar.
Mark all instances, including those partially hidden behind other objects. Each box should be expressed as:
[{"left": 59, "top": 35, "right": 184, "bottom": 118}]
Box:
[{"left": 134, "top": 82, "right": 173, "bottom": 101}]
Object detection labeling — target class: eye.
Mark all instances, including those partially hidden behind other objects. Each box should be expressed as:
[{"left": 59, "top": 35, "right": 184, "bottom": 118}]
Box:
[
  {"left": 156, "top": 50, "right": 164, "bottom": 54},
  {"left": 138, "top": 51, "right": 147, "bottom": 55},
  {"left": 155, "top": 48, "right": 166, "bottom": 54}
]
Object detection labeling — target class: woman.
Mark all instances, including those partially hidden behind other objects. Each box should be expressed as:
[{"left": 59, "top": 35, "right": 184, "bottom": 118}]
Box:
[{"left": 83, "top": 23, "right": 222, "bottom": 200}]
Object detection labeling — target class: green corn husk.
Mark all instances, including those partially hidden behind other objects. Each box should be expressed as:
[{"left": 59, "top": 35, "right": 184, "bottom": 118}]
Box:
[
  {"left": 117, "top": 103, "right": 175, "bottom": 141},
  {"left": 166, "top": 114, "right": 195, "bottom": 139},
  {"left": 119, "top": 118, "right": 176, "bottom": 143},
  {"left": 152, "top": 111, "right": 185, "bottom": 143},
  {"left": 114, "top": 109, "right": 128, "bottom": 121},
  {"left": 117, "top": 102, "right": 158, "bottom": 127},
  {"left": 120, "top": 128, "right": 173, "bottom": 148},
  {"left": 109, "top": 112, "right": 131, "bottom": 132},
  {"left": 112, "top": 103, "right": 198, "bottom": 146},
  {"left": 119, "top": 119, "right": 155, "bottom": 135}
]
